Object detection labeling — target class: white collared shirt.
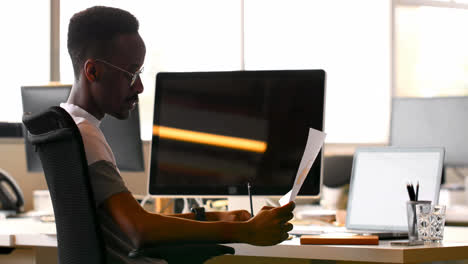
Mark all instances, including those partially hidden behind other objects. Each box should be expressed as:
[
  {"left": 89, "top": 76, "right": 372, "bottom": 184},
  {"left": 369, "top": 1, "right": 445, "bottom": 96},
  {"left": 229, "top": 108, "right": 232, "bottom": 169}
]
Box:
[{"left": 60, "top": 102, "right": 117, "bottom": 167}]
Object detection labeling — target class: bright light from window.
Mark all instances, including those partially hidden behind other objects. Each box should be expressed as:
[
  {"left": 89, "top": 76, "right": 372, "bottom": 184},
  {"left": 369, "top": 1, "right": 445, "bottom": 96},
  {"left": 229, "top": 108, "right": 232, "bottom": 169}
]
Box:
[
  {"left": 396, "top": 6, "right": 468, "bottom": 97},
  {"left": 60, "top": 1, "right": 394, "bottom": 144},
  {"left": 0, "top": 1, "right": 50, "bottom": 122},
  {"left": 60, "top": 1, "right": 241, "bottom": 140},
  {"left": 244, "top": 0, "right": 391, "bottom": 143}
]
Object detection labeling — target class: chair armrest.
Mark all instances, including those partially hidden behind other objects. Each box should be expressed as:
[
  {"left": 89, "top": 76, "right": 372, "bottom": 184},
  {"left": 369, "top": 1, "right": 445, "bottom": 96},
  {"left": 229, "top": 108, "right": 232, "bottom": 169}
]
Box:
[{"left": 129, "top": 243, "right": 235, "bottom": 264}]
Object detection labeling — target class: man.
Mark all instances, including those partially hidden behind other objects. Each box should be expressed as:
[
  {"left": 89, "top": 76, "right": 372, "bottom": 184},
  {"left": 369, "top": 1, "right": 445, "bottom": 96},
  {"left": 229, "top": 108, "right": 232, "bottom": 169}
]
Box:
[{"left": 62, "top": 6, "right": 295, "bottom": 263}]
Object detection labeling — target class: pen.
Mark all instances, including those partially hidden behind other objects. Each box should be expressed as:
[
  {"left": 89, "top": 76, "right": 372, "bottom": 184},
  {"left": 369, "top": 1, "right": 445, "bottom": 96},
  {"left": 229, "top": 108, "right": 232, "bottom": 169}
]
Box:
[
  {"left": 415, "top": 181, "right": 419, "bottom": 201},
  {"left": 248, "top": 182, "right": 254, "bottom": 217},
  {"left": 406, "top": 183, "right": 416, "bottom": 201},
  {"left": 407, "top": 182, "right": 420, "bottom": 201}
]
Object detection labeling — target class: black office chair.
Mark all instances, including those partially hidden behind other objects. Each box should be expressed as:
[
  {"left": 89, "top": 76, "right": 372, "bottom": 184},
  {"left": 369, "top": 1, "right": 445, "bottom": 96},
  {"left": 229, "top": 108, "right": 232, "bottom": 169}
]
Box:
[
  {"left": 23, "top": 106, "right": 234, "bottom": 264},
  {"left": 23, "top": 106, "right": 106, "bottom": 264}
]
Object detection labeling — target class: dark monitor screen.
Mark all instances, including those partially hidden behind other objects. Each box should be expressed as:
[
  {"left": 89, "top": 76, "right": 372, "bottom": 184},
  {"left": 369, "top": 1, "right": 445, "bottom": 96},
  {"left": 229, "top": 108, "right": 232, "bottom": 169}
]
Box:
[
  {"left": 149, "top": 70, "right": 326, "bottom": 196},
  {"left": 21, "top": 85, "right": 144, "bottom": 172},
  {"left": 390, "top": 97, "right": 468, "bottom": 167}
]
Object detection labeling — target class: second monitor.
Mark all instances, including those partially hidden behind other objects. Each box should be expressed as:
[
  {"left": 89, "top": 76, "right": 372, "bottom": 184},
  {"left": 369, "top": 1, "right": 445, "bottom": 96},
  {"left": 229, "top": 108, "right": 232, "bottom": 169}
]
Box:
[
  {"left": 149, "top": 70, "right": 326, "bottom": 198},
  {"left": 21, "top": 85, "right": 144, "bottom": 172},
  {"left": 391, "top": 96, "right": 468, "bottom": 167}
]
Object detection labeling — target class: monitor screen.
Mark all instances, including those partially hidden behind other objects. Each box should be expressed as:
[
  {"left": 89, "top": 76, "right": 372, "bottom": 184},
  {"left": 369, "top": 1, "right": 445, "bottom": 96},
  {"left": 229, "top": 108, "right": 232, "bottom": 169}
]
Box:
[
  {"left": 149, "top": 70, "right": 326, "bottom": 196},
  {"left": 21, "top": 85, "right": 144, "bottom": 172},
  {"left": 390, "top": 97, "right": 468, "bottom": 167}
]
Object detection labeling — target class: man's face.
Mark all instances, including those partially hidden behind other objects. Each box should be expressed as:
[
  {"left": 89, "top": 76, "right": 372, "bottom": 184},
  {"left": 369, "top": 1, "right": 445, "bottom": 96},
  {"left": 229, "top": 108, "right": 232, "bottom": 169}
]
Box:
[{"left": 94, "top": 33, "right": 146, "bottom": 120}]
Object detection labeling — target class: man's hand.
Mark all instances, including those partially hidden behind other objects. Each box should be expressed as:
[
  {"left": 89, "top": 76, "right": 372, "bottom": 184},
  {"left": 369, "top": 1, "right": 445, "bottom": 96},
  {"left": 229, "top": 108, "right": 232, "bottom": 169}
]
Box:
[
  {"left": 206, "top": 210, "right": 251, "bottom": 222},
  {"left": 242, "top": 201, "right": 295, "bottom": 246}
]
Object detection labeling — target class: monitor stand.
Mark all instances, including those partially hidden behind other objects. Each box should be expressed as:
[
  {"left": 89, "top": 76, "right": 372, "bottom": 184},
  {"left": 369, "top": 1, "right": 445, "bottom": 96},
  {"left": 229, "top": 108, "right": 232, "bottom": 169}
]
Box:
[{"left": 227, "top": 196, "right": 274, "bottom": 215}]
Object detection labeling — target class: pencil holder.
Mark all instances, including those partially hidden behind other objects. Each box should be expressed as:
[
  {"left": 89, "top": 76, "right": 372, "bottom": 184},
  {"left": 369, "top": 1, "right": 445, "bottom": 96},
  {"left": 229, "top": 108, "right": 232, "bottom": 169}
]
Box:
[{"left": 406, "top": 200, "right": 431, "bottom": 241}]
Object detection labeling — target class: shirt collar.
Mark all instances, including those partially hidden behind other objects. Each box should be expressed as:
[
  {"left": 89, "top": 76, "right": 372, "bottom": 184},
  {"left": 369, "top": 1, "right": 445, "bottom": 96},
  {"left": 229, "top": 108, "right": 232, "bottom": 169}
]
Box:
[{"left": 60, "top": 102, "right": 101, "bottom": 127}]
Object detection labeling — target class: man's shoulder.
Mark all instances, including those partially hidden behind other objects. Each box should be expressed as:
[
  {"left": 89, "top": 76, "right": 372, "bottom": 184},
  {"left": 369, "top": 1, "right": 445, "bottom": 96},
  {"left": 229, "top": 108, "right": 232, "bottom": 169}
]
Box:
[
  {"left": 89, "top": 160, "right": 119, "bottom": 175},
  {"left": 76, "top": 121, "right": 108, "bottom": 149},
  {"left": 77, "top": 120, "right": 102, "bottom": 137},
  {"left": 77, "top": 121, "right": 116, "bottom": 166}
]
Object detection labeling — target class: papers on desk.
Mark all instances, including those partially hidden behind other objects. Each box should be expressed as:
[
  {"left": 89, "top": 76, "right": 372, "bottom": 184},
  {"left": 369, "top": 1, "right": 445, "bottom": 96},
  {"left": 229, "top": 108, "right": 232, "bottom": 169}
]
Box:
[
  {"left": 291, "top": 224, "right": 346, "bottom": 235},
  {"left": 295, "top": 207, "right": 336, "bottom": 223},
  {"left": 280, "top": 128, "right": 326, "bottom": 206}
]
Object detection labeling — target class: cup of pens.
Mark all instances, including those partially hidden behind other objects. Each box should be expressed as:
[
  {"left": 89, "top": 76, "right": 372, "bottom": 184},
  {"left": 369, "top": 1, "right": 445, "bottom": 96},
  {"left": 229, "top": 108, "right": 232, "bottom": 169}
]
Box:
[{"left": 406, "top": 182, "right": 431, "bottom": 242}]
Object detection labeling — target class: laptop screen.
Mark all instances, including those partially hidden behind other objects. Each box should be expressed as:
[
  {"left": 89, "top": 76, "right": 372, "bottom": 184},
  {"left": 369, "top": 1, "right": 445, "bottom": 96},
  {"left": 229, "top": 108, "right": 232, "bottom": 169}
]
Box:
[{"left": 346, "top": 147, "right": 444, "bottom": 232}]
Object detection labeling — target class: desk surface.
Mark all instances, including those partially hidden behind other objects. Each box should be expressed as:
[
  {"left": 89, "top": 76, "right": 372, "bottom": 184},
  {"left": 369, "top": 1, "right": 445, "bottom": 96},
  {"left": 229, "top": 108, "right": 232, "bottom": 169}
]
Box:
[
  {"left": 230, "top": 230, "right": 468, "bottom": 263},
  {"left": 2, "top": 218, "right": 468, "bottom": 263},
  {"left": 0, "top": 218, "right": 56, "bottom": 247}
]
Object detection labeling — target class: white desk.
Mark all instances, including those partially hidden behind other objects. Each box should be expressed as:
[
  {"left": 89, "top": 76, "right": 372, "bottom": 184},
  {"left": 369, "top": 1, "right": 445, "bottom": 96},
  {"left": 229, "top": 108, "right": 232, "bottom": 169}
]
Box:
[
  {"left": 0, "top": 218, "right": 57, "bottom": 264},
  {"left": 2, "top": 218, "right": 468, "bottom": 264},
  {"left": 0, "top": 218, "right": 56, "bottom": 247},
  {"left": 229, "top": 229, "right": 468, "bottom": 263}
]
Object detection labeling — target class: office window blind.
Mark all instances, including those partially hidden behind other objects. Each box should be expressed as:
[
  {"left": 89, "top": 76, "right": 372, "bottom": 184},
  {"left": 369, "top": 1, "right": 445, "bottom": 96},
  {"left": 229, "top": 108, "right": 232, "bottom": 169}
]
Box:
[
  {"left": 60, "top": 0, "right": 241, "bottom": 140},
  {"left": 244, "top": 0, "right": 392, "bottom": 143},
  {"left": 0, "top": 1, "right": 50, "bottom": 122}
]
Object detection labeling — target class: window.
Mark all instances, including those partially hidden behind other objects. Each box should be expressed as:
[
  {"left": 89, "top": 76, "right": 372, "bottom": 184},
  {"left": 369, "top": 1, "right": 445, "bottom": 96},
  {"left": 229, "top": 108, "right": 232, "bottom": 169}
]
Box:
[
  {"left": 244, "top": 0, "right": 392, "bottom": 143},
  {"left": 395, "top": 3, "right": 468, "bottom": 97},
  {"left": 9, "top": 1, "right": 466, "bottom": 145},
  {"left": 60, "top": 0, "right": 241, "bottom": 140},
  {"left": 0, "top": 1, "right": 50, "bottom": 122},
  {"left": 60, "top": 1, "right": 392, "bottom": 143}
]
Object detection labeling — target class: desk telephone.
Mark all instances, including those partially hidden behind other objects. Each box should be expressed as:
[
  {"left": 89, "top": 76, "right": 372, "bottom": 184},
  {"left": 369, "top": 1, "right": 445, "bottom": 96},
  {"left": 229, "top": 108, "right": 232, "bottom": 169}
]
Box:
[{"left": 0, "top": 168, "right": 24, "bottom": 214}]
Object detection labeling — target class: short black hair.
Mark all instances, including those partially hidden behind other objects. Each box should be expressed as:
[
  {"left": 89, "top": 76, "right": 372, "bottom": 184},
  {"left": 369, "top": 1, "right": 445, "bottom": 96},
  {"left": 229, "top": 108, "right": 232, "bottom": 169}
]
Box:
[{"left": 67, "top": 6, "right": 139, "bottom": 78}]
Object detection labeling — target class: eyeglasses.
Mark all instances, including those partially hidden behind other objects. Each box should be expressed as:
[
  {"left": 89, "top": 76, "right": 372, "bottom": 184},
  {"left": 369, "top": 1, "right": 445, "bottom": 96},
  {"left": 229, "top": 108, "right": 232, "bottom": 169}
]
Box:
[{"left": 95, "top": 59, "right": 144, "bottom": 87}]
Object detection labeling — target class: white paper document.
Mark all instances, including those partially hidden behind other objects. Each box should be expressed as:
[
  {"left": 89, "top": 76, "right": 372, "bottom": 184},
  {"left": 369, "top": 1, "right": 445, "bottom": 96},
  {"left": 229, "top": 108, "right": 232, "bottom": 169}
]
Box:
[{"left": 279, "top": 128, "right": 326, "bottom": 206}]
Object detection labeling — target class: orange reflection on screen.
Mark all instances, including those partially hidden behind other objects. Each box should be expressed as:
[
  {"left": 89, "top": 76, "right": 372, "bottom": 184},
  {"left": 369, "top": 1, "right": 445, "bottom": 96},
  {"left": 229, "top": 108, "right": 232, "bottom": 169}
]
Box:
[{"left": 153, "top": 125, "right": 267, "bottom": 153}]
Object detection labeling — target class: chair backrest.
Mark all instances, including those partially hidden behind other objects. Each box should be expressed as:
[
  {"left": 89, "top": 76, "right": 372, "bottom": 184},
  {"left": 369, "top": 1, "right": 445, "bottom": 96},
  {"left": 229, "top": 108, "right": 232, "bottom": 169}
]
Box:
[{"left": 23, "top": 106, "right": 105, "bottom": 264}]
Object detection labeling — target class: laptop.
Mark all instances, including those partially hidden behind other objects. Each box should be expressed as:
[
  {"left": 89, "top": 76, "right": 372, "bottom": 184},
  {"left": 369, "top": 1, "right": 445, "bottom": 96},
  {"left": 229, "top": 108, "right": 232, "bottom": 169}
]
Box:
[{"left": 292, "top": 147, "right": 445, "bottom": 239}]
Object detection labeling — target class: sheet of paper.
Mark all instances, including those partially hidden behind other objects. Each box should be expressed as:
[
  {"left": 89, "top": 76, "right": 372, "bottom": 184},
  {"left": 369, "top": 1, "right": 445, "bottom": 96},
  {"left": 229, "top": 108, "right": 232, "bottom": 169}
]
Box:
[{"left": 279, "top": 128, "right": 326, "bottom": 206}]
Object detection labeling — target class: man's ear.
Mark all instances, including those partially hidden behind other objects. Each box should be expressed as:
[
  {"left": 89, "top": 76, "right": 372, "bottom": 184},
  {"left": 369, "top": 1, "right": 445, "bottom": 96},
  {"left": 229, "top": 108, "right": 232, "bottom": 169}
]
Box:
[{"left": 84, "top": 59, "right": 99, "bottom": 82}]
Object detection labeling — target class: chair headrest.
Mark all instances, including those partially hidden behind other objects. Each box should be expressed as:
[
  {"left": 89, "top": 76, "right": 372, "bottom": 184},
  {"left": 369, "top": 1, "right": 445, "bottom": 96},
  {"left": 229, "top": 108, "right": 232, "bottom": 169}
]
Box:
[{"left": 22, "top": 106, "right": 79, "bottom": 145}]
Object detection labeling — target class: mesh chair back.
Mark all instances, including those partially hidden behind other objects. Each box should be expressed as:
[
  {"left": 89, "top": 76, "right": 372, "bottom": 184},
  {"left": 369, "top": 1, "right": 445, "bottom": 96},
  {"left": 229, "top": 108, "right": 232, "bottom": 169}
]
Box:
[{"left": 23, "top": 106, "right": 105, "bottom": 264}]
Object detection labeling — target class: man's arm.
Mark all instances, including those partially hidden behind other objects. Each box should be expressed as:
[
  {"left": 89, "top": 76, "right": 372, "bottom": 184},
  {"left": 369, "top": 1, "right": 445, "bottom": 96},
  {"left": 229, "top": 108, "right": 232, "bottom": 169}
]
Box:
[
  {"left": 167, "top": 210, "right": 251, "bottom": 222},
  {"left": 102, "top": 192, "right": 294, "bottom": 248}
]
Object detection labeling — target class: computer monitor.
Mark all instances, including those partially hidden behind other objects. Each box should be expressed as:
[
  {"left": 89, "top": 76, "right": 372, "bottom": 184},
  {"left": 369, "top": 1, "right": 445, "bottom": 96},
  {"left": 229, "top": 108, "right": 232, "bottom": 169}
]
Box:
[
  {"left": 390, "top": 97, "right": 468, "bottom": 167},
  {"left": 21, "top": 85, "right": 144, "bottom": 172},
  {"left": 149, "top": 70, "right": 326, "bottom": 198}
]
